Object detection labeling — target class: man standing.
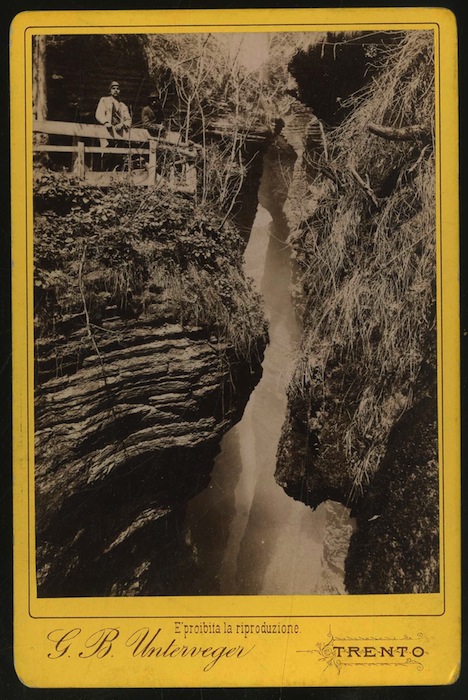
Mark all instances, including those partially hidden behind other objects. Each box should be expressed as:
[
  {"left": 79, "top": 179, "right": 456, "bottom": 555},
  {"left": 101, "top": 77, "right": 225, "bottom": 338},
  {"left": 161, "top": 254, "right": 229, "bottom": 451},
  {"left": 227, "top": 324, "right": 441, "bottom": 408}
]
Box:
[
  {"left": 96, "top": 80, "right": 132, "bottom": 170},
  {"left": 96, "top": 80, "right": 131, "bottom": 133},
  {"left": 141, "top": 92, "right": 165, "bottom": 137}
]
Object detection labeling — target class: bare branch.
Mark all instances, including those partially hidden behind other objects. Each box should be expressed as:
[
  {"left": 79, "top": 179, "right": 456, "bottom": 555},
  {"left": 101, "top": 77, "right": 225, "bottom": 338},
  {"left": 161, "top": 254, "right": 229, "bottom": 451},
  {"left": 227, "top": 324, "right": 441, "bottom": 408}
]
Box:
[
  {"left": 349, "top": 165, "right": 380, "bottom": 207},
  {"left": 368, "top": 122, "right": 431, "bottom": 142}
]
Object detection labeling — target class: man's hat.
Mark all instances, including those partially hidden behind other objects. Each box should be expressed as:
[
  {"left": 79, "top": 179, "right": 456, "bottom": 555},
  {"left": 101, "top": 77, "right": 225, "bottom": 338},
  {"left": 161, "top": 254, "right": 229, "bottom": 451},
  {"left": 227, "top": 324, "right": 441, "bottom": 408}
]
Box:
[{"left": 110, "top": 81, "right": 120, "bottom": 88}]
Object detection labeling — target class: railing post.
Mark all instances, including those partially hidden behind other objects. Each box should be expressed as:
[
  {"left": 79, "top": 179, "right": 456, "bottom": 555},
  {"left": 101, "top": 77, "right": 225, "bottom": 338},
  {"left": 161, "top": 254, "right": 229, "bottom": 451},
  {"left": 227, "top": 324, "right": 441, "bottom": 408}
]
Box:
[
  {"left": 169, "top": 151, "right": 176, "bottom": 185},
  {"left": 73, "top": 140, "right": 86, "bottom": 179},
  {"left": 185, "top": 162, "right": 197, "bottom": 194},
  {"left": 148, "top": 138, "right": 157, "bottom": 186},
  {"left": 32, "top": 121, "right": 199, "bottom": 197}
]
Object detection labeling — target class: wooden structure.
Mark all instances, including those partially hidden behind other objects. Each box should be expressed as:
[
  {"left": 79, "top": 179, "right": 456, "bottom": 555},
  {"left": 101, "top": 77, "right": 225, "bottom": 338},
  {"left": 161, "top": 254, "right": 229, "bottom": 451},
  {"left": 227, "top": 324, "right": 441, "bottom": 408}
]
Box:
[{"left": 33, "top": 120, "right": 199, "bottom": 193}]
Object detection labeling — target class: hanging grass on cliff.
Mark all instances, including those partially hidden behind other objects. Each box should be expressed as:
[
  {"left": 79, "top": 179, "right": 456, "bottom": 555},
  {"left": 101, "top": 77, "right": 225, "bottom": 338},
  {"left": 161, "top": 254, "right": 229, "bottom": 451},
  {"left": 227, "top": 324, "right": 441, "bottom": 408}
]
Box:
[
  {"left": 285, "top": 31, "right": 436, "bottom": 501},
  {"left": 33, "top": 172, "right": 267, "bottom": 367}
]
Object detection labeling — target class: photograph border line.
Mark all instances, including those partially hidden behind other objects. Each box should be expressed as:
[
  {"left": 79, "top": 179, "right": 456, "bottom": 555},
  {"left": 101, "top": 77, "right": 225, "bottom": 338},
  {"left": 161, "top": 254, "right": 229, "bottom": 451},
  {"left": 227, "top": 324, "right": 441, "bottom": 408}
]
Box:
[{"left": 23, "top": 19, "right": 445, "bottom": 620}]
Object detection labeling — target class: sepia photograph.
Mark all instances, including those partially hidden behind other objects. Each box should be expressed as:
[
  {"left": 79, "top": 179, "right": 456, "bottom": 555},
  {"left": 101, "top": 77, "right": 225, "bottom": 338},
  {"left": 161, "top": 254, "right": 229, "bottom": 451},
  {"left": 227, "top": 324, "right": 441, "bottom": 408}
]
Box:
[
  {"left": 31, "top": 28, "right": 439, "bottom": 599},
  {"left": 8, "top": 4, "right": 462, "bottom": 688}
]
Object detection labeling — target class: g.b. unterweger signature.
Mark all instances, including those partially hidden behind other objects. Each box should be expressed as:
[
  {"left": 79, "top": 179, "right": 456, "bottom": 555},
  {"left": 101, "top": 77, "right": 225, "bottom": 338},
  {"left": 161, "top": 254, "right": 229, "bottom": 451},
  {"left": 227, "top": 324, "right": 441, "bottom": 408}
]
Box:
[{"left": 46, "top": 627, "right": 255, "bottom": 672}]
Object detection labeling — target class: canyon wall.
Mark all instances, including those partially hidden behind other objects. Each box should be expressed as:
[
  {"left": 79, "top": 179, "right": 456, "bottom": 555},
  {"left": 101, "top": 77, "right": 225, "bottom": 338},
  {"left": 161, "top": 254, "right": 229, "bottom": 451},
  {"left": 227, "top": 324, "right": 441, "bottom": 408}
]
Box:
[
  {"left": 275, "top": 31, "right": 439, "bottom": 593},
  {"left": 34, "top": 171, "right": 267, "bottom": 597},
  {"left": 36, "top": 316, "right": 263, "bottom": 597}
]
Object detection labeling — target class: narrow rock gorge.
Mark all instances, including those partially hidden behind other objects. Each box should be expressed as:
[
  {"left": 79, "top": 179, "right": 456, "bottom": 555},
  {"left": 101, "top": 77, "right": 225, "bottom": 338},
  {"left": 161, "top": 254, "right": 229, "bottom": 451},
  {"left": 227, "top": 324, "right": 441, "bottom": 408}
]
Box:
[{"left": 34, "top": 30, "right": 440, "bottom": 598}]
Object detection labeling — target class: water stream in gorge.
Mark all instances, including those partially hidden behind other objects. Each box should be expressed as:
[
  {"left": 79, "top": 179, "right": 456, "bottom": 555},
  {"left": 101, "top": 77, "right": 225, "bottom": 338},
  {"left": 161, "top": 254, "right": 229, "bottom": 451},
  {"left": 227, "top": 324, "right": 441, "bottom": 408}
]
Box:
[{"left": 183, "top": 149, "right": 353, "bottom": 596}]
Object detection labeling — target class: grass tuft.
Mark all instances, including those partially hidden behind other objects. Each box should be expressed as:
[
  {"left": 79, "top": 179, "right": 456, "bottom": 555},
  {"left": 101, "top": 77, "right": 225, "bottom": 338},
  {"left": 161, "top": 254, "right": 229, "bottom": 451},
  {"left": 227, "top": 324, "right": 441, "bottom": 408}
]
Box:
[{"left": 287, "top": 31, "right": 436, "bottom": 499}]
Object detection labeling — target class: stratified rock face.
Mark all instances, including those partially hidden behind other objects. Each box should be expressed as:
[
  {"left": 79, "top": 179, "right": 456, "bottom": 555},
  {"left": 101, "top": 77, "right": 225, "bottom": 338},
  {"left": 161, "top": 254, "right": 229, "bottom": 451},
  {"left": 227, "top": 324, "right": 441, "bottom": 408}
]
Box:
[
  {"left": 35, "top": 312, "right": 263, "bottom": 597},
  {"left": 345, "top": 396, "right": 439, "bottom": 594}
]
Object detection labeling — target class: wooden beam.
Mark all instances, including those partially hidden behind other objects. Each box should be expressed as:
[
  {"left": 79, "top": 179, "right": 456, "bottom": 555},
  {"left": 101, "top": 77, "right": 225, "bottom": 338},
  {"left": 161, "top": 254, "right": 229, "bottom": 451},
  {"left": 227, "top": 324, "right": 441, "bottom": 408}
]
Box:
[
  {"left": 185, "top": 163, "right": 197, "bottom": 194},
  {"left": 33, "top": 119, "right": 197, "bottom": 157},
  {"left": 368, "top": 122, "right": 431, "bottom": 142},
  {"left": 148, "top": 139, "right": 157, "bottom": 187},
  {"left": 33, "top": 37, "right": 47, "bottom": 123},
  {"left": 32, "top": 119, "right": 199, "bottom": 191},
  {"left": 154, "top": 142, "right": 197, "bottom": 159},
  {"left": 73, "top": 140, "right": 85, "bottom": 178},
  {"left": 34, "top": 145, "right": 151, "bottom": 156},
  {"left": 33, "top": 119, "right": 148, "bottom": 142}
]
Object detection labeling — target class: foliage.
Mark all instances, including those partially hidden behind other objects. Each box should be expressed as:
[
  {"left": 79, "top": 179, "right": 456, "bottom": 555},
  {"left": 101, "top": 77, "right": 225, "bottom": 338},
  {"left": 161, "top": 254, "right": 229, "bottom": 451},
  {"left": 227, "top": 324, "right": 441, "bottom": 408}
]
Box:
[
  {"left": 34, "top": 171, "right": 105, "bottom": 214},
  {"left": 34, "top": 171, "right": 266, "bottom": 361},
  {"left": 287, "top": 31, "right": 436, "bottom": 499},
  {"left": 141, "top": 33, "right": 270, "bottom": 138}
]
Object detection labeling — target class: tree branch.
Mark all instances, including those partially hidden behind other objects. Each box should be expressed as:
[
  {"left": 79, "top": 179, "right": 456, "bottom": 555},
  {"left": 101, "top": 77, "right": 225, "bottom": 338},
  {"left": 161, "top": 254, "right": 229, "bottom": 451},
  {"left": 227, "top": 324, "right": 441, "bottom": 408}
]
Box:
[
  {"left": 368, "top": 122, "right": 431, "bottom": 142},
  {"left": 349, "top": 166, "right": 380, "bottom": 207},
  {"left": 318, "top": 164, "right": 344, "bottom": 193}
]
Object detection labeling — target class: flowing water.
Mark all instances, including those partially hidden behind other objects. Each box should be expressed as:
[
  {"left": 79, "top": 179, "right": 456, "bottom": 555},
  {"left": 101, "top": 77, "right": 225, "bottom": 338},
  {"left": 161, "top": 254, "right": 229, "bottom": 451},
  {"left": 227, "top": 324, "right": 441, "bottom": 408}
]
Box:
[{"left": 183, "top": 156, "right": 353, "bottom": 595}]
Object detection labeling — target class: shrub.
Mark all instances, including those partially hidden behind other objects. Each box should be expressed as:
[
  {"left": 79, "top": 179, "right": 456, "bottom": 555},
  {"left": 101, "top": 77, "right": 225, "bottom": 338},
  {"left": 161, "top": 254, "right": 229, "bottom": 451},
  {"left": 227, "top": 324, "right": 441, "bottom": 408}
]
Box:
[{"left": 33, "top": 172, "right": 267, "bottom": 363}]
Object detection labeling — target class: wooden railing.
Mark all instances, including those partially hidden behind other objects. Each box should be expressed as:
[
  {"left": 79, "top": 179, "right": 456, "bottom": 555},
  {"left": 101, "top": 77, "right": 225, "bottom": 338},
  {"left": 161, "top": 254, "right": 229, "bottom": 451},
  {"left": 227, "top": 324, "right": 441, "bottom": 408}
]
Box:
[{"left": 33, "top": 119, "right": 199, "bottom": 193}]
